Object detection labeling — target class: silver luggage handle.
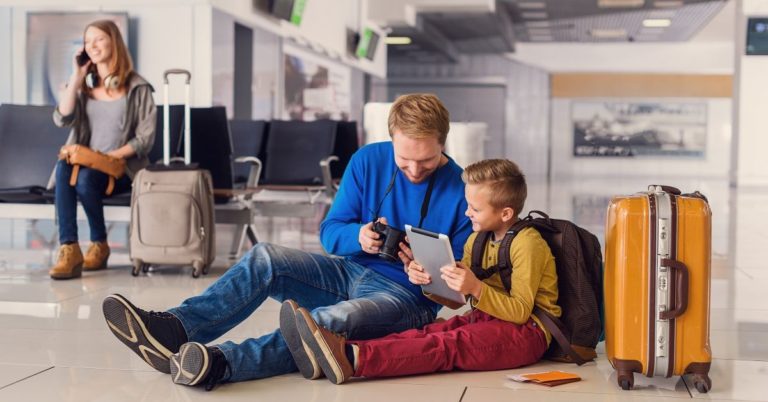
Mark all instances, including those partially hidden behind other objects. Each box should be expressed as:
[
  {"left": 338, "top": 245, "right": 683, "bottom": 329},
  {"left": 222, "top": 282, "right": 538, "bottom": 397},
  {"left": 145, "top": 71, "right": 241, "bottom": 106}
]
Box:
[
  {"left": 163, "top": 69, "right": 191, "bottom": 84},
  {"left": 162, "top": 69, "right": 192, "bottom": 165}
]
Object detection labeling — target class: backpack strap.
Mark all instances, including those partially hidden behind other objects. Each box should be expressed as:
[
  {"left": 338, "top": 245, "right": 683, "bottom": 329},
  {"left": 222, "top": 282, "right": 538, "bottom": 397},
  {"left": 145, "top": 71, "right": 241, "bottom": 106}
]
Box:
[
  {"left": 469, "top": 219, "right": 534, "bottom": 293},
  {"left": 533, "top": 306, "right": 589, "bottom": 365}
]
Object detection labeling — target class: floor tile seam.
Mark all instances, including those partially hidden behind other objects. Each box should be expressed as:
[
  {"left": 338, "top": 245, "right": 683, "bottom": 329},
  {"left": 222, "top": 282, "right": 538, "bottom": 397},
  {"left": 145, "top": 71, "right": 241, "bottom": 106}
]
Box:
[
  {"left": 0, "top": 366, "right": 54, "bottom": 391},
  {"left": 461, "top": 384, "right": 695, "bottom": 398}
]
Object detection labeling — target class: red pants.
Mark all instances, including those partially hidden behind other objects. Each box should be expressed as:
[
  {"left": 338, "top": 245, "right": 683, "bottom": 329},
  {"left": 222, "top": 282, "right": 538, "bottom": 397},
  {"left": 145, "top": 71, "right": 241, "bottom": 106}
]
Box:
[{"left": 350, "top": 309, "right": 548, "bottom": 378}]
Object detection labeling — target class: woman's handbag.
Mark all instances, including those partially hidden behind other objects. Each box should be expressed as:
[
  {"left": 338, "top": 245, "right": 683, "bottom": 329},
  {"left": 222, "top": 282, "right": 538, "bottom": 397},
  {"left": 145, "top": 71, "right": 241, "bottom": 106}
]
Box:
[{"left": 59, "top": 144, "right": 126, "bottom": 195}]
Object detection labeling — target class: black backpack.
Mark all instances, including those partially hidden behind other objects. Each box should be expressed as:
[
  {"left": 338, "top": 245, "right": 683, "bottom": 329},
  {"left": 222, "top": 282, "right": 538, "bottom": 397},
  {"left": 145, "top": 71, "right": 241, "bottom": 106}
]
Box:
[{"left": 469, "top": 210, "right": 603, "bottom": 365}]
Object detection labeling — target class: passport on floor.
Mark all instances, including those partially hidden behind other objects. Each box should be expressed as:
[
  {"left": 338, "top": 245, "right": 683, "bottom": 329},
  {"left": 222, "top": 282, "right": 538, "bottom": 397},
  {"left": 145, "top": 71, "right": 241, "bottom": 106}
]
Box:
[{"left": 507, "top": 371, "right": 581, "bottom": 387}]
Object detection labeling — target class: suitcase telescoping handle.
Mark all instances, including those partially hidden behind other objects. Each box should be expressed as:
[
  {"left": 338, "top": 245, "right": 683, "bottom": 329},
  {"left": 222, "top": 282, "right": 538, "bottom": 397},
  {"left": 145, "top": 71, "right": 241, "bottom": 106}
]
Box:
[
  {"left": 162, "top": 69, "right": 192, "bottom": 166},
  {"left": 659, "top": 258, "right": 689, "bottom": 320},
  {"left": 649, "top": 185, "right": 681, "bottom": 195}
]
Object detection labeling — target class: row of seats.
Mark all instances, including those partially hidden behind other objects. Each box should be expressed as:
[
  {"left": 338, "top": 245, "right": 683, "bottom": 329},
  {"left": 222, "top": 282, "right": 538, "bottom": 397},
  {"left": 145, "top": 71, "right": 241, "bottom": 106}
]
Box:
[{"left": 0, "top": 103, "right": 360, "bottom": 206}]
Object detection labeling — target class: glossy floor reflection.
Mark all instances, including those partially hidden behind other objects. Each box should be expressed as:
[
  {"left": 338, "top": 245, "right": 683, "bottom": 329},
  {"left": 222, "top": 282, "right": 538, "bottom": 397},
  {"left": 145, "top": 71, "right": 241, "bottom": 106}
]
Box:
[{"left": 0, "top": 179, "right": 766, "bottom": 401}]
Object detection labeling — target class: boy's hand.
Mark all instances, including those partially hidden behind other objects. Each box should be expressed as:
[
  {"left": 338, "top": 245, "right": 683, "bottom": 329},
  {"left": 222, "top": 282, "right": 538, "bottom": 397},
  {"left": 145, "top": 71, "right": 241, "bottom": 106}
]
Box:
[
  {"left": 397, "top": 236, "right": 413, "bottom": 269},
  {"left": 440, "top": 262, "right": 482, "bottom": 299},
  {"left": 406, "top": 261, "right": 431, "bottom": 285}
]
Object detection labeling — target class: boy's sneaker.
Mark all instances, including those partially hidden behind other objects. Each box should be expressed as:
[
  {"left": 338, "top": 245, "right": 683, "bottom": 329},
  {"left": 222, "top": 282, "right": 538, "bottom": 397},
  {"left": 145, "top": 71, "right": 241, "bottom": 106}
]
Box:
[
  {"left": 170, "top": 342, "right": 229, "bottom": 391},
  {"left": 102, "top": 294, "right": 187, "bottom": 374},
  {"left": 279, "top": 300, "right": 322, "bottom": 379},
  {"left": 295, "top": 307, "right": 354, "bottom": 385}
]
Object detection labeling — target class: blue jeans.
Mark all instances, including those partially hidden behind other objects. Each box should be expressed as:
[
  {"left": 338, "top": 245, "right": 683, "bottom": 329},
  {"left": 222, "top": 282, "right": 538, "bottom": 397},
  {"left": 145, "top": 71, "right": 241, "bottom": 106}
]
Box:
[
  {"left": 168, "top": 243, "right": 438, "bottom": 382},
  {"left": 55, "top": 160, "right": 131, "bottom": 243}
]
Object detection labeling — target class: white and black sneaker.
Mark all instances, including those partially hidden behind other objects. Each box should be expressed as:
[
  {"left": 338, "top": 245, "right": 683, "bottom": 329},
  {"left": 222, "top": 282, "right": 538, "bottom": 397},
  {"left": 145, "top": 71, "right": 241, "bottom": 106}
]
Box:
[
  {"left": 170, "top": 342, "right": 229, "bottom": 391},
  {"left": 280, "top": 299, "right": 322, "bottom": 380},
  {"left": 102, "top": 294, "right": 187, "bottom": 374}
]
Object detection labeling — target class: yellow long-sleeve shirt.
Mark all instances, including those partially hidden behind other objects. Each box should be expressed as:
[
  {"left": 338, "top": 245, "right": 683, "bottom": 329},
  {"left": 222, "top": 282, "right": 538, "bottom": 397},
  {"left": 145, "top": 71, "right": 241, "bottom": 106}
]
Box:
[{"left": 462, "top": 227, "right": 562, "bottom": 344}]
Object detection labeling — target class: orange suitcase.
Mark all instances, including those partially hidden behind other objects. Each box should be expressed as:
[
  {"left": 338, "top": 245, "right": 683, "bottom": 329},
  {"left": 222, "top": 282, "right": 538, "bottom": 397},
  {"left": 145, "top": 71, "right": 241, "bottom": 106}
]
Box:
[{"left": 605, "top": 185, "right": 712, "bottom": 392}]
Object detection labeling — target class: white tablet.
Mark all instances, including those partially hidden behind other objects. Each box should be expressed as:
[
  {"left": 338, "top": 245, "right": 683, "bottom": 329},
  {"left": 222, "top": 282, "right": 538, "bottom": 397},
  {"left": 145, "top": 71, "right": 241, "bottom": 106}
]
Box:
[{"left": 405, "top": 225, "right": 467, "bottom": 307}]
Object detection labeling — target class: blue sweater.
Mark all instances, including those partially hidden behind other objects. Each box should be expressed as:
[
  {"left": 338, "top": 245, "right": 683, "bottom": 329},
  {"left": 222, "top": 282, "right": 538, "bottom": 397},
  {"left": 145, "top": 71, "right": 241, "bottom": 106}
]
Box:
[{"left": 320, "top": 142, "right": 473, "bottom": 305}]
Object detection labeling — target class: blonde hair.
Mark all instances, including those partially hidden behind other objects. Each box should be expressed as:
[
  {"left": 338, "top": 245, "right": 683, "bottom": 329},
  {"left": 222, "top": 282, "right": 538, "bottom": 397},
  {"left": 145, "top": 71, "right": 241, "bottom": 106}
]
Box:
[
  {"left": 80, "top": 20, "right": 134, "bottom": 95},
  {"left": 462, "top": 159, "right": 527, "bottom": 213},
  {"left": 387, "top": 94, "right": 450, "bottom": 145}
]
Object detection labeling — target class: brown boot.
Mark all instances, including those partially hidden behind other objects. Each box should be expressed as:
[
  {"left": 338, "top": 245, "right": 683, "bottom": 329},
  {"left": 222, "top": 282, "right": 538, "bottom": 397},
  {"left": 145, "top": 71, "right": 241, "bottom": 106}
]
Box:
[
  {"left": 83, "top": 241, "right": 110, "bottom": 271},
  {"left": 50, "top": 243, "right": 84, "bottom": 280},
  {"left": 295, "top": 307, "right": 354, "bottom": 384}
]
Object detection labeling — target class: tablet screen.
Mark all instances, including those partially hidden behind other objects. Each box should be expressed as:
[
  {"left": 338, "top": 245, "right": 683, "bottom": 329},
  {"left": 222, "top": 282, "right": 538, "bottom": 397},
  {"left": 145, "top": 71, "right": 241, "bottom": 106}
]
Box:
[{"left": 406, "top": 225, "right": 467, "bottom": 307}]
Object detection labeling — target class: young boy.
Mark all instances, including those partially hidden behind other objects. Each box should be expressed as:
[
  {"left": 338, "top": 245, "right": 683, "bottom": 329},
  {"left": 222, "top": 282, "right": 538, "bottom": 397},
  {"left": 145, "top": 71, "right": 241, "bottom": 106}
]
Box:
[{"left": 280, "top": 159, "right": 561, "bottom": 384}]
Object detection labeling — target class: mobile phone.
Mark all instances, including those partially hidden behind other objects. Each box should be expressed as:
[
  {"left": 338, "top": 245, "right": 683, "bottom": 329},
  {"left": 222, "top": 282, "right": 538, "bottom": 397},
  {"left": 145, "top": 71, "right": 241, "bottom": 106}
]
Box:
[{"left": 76, "top": 51, "right": 91, "bottom": 66}]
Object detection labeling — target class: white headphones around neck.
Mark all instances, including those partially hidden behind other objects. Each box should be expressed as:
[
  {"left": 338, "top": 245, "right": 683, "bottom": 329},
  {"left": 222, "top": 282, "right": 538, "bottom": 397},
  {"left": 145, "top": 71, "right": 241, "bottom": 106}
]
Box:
[{"left": 85, "top": 71, "right": 120, "bottom": 90}]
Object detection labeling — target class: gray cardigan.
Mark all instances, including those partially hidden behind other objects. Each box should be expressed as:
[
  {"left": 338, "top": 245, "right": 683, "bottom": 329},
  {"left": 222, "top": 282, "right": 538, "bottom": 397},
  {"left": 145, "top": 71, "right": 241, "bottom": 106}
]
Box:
[{"left": 52, "top": 73, "right": 157, "bottom": 182}]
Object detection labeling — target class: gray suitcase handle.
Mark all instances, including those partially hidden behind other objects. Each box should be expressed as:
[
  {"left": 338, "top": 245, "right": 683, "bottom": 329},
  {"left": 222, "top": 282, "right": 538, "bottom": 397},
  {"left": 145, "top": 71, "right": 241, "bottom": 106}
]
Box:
[{"left": 162, "top": 69, "right": 192, "bottom": 165}]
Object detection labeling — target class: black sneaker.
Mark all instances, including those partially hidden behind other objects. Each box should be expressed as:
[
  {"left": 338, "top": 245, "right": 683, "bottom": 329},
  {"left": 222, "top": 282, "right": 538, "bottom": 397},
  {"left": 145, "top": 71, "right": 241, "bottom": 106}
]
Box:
[
  {"left": 280, "top": 300, "right": 322, "bottom": 380},
  {"left": 102, "top": 294, "right": 188, "bottom": 374},
  {"left": 170, "top": 342, "right": 229, "bottom": 391}
]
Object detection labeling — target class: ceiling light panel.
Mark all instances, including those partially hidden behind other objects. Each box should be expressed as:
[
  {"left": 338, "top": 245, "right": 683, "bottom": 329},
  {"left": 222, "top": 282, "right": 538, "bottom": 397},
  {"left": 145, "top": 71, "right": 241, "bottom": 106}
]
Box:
[
  {"left": 517, "top": 2, "right": 546, "bottom": 9},
  {"left": 643, "top": 18, "right": 672, "bottom": 27},
  {"left": 521, "top": 11, "right": 548, "bottom": 19},
  {"left": 598, "top": 0, "right": 645, "bottom": 8}
]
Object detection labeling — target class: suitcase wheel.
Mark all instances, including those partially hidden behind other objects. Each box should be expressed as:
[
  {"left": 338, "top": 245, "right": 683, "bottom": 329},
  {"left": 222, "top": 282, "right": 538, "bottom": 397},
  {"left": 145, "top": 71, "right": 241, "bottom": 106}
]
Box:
[
  {"left": 192, "top": 261, "right": 203, "bottom": 278},
  {"left": 692, "top": 374, "right": 711, "bottom": 393},
  {"left": 617, "top": 372, "right": 634, "bottom": 390},
  {"left": 131, "top": 260, "right": 145, "bottom": 277},
  {"left": 131, "top": 260, "right": 151, "bottom": 276}
]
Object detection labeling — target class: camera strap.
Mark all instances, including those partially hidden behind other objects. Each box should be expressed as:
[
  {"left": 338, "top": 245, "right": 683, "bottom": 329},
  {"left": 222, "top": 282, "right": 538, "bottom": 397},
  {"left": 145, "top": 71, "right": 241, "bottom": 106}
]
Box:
[{"left": 374, "top": 166, "right": 438, "bottom": 229}]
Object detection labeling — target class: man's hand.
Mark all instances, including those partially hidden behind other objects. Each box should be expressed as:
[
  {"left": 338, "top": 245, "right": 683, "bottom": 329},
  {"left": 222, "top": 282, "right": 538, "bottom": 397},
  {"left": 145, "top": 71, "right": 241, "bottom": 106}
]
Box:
[
  {"left": 359, "top": 220, "right": 383, "bottom": 254},
  {"left": 440, "top": 262, "right": 482, "bottom": 299},
  {"left": 406, "top": 261, "right": 431, "bottom": 285}
]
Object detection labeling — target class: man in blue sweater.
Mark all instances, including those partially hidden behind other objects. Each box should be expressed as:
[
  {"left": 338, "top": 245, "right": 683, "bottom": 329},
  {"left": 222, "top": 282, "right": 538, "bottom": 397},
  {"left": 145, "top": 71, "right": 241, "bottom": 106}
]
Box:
[{"left": 102, "top": 94, "right": 472, "bottom": 390}]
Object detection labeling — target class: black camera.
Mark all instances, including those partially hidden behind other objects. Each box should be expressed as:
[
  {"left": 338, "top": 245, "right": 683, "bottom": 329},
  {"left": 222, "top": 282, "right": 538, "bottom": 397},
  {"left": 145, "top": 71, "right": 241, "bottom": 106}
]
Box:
[{"left": 372, "top": 221, "right": 408, "bottom": 263}]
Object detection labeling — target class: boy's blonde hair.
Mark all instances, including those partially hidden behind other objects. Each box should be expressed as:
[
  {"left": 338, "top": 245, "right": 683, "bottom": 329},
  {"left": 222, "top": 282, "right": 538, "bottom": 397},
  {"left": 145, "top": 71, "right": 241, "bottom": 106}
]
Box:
[
  {"left": 388, "top": 94, "right": 449, "bottom": 145},
  {"left": 462, "top": 159, "right": 527, "bottom": 214}
]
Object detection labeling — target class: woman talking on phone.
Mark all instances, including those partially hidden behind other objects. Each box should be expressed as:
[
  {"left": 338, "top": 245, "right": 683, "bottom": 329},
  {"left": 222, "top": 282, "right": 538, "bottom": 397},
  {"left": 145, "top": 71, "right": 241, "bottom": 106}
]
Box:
[{"left": 50, "top": 19, "right": 156, "bottom": 280}]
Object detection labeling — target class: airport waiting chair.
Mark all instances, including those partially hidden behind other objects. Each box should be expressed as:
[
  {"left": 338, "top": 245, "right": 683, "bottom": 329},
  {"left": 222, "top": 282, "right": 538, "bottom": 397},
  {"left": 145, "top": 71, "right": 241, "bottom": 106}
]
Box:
[
  {"left": 229, "top": 119, "right": 268, "bottom": 189},
  {"left": 247, "top": 120, "right": 341, "bottom": 218},
  {"left": 180, "top": 107, "right": 260, "bottom": 257},
  {"left": 0, "top": 104, "right": 68, "bottom": 203},
  {"left": 330, "top": 120, "right": 360, "bottom": 182}
]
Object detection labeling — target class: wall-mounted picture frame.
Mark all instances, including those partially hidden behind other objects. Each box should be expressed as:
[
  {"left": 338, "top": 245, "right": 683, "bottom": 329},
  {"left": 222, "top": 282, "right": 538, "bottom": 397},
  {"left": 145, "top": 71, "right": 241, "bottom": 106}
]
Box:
[
  {"left": 572, "top": 101, "right": 707, "bottom": 158},
  {"left": 26, "top": 12, "right": 129, "bottom": 105}
]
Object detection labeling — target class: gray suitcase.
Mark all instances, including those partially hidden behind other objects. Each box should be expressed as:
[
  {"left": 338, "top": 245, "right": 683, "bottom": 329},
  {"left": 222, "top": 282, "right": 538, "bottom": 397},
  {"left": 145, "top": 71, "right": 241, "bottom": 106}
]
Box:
[{"left": 129, "top": 69, "right": 215, "bottom": 278}]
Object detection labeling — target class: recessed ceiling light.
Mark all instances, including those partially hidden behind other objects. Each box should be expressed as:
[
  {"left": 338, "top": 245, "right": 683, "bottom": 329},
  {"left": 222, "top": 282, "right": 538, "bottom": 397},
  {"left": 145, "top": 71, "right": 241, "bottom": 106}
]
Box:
[
  {"left": 598, "top": 0, "right": 645, "bottom": 8},
  {"left": 518, "top": 2, "right": 546, "bottom": 9},
  {"left": 522, "top": 11, "right": 548, "bottom": 19},
  {"left": 589, "top": 28, "right": 628, "bottom": 38},
  {"left": 654, "top": 0, "right": 683, "bottom": 8},
  {"left": 525, "top": 21, "right": 551, "bottom": 27},
  {"left": 643, "top": 18, "right": 672, "bottom": 27},
  {"left": 385, "top": 36, "right": 412, "bottom": 45}
]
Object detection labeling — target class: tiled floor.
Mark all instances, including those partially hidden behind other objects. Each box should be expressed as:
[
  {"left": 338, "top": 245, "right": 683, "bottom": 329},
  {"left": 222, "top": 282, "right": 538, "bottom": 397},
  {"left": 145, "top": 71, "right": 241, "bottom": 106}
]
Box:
[{"left": 1, "top": 178, "right": 766, "bottom": 401}]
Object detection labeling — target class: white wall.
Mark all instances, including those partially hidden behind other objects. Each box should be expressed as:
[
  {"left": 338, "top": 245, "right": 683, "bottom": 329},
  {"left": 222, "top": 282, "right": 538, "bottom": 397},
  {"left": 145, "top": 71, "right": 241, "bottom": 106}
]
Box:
[
  {"left": 212, "top": 8, "right": 234, "bottom": 116},
  {"left": 0, "top": 7, "right": 11, "bottom": 103},
  {"left": 550, "top": 98, "right": 732, "bottom": 179},
  {"left": 735, "top": 0, "right": 768, "bottom": 186},
  {"left": 509, "top": 42, "right": 734, "bottom": 74}
]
